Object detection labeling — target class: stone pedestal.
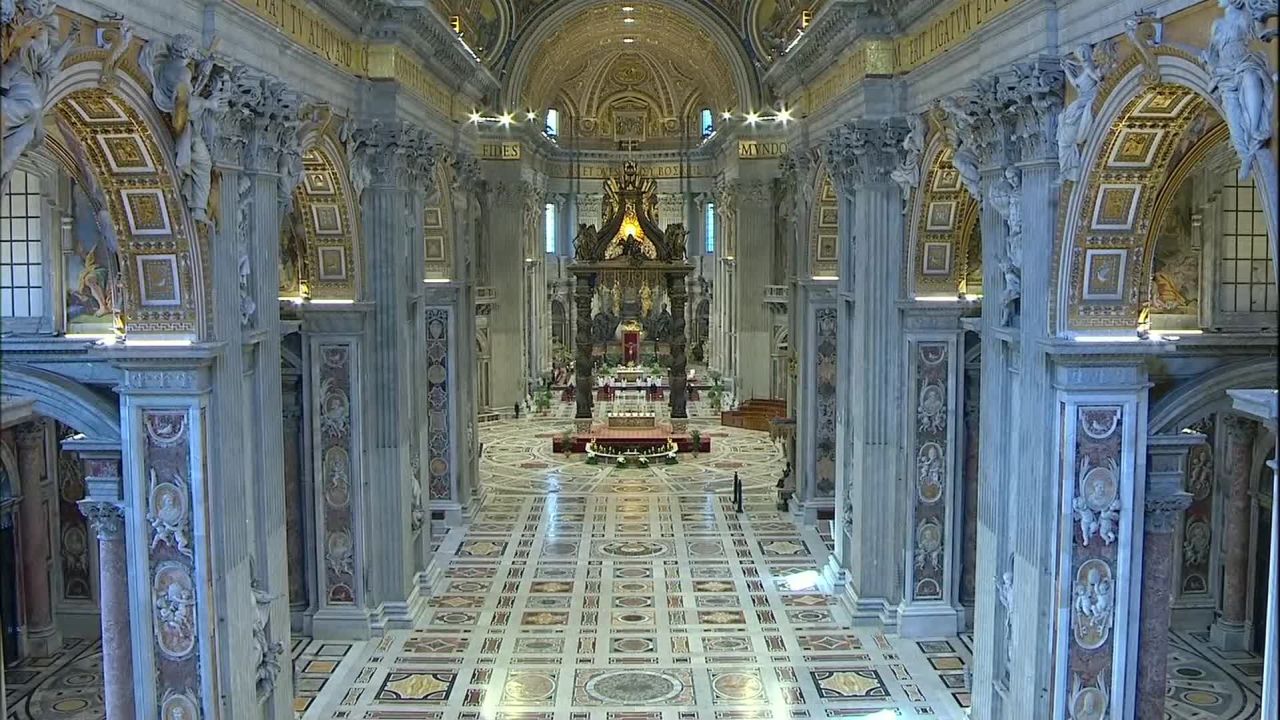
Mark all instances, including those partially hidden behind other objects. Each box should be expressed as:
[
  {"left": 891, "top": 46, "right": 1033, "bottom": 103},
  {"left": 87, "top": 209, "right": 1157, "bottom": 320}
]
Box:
[
  {"left": 1136, "top": 435, "right": 1198, "bottom": 720},
  {"left": 79, "top": 501, "right": 135, "bottom": 720},
  {"left": 1211, "top": 413, "right": 1257, "bottom": 650}
]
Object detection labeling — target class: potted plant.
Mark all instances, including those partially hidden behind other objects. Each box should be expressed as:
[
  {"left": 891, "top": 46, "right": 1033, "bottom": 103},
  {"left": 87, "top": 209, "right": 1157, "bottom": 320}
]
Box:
[
  {"left": 534, "top": 388, "right": 552, "bottom": 415},
  {"left": 688, "top": 428, "right": 702, "bottom": 456},
  {"left": 560, "top": 429, "right": 574, "bottom": 456}
]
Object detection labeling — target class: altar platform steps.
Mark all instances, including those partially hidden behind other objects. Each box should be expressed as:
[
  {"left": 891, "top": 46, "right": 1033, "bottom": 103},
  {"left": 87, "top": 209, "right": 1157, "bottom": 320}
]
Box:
[{"left": 720, "top": 398, "right": 787, "bottom": 432}]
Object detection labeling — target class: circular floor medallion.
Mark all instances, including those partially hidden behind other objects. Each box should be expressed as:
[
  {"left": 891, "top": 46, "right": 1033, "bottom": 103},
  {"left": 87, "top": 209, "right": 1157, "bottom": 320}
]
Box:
[
  {"left": 585, "top": 670, "right": 684, "bottom": 704},
  {"left": 712, "top": 672, "right": 765, "bottom": 700},
  {"left": 505, "top": 672, "right": 556, "bottom": 702},
  {"left": 1182, "top": 690, "right": 1222, "bottom": 706}
]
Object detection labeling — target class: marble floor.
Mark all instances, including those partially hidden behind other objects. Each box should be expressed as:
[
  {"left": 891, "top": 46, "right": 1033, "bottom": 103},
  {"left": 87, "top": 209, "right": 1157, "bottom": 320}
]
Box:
[{"left": 2, "top": 418, "right": 1265, "bottom": 719}]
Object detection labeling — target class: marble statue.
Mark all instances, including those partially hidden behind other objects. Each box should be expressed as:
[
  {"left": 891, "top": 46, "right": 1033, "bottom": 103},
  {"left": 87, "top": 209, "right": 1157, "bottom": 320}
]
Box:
[
  {"left": 250, "top": 575, "right": 284, "bottom": 696},
  {"left": 987, "top": 166, "right": 1022, "bottom": 326},
  {"left": 935, "top": 97, "right": 981, "bottom": 199},
  {"left": 1071, "top": 562, "right": 1115, "bottom": 646},
  {"left": 140, "top": 34, "right": 229, "bottom": 224},
  {"left": 1057, "top": 43, "right": 1113, "bottom": 183},
  {"left": 1202, "top": 0, "right": 1276, "bottom": 180},
  {"left": 890, "top": 113, "right": 926, "bottom": 205},
  {"left": 995, "top": 566, "right": 1014, "bottom": 676},
  {"left": 1, "top": 1, "right": 79, "bottom": 191}
]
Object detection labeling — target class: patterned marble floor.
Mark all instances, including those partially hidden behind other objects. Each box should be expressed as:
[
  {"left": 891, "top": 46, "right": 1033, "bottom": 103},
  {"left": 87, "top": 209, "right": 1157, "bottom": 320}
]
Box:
[
  {"left": 302, "top": 419, "right": 974, "bottom": 719},
  {"left": 3, "top": 419, "right": 1264, "bottom": 720}
]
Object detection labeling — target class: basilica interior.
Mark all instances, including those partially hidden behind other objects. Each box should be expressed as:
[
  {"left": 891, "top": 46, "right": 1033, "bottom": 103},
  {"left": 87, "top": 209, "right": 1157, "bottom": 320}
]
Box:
[{"left": 0, "top": 0, "right": 1277, "bottom": 718}]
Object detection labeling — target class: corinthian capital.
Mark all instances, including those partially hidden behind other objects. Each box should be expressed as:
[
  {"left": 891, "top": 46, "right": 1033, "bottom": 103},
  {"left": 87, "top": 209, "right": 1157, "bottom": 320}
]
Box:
[
  {"left": 339, "top": 117, "right": 441, "bottom": 198},
  {"left": 822, "top": 119, "right": 909, "bottom": 196},
  {"left": 995, "top": 59, "right": 1066, "bottom": 162},
  {"left": 79, "top": 501, "right": 126, "bottom": 540}
]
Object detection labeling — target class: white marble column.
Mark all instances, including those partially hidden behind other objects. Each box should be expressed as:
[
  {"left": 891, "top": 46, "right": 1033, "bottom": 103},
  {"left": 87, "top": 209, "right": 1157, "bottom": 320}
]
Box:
[
  {"left": 825, "top": 120, "right": 909, "bottom": 621},
  {"left": 344, "top": 118, "right": 440, "bottom": 631}
]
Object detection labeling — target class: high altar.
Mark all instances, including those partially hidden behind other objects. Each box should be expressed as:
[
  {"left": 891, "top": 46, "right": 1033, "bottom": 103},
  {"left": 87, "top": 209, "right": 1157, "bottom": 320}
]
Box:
[{"left": 570, "top": 162, "right": 694, "bottom": 432}]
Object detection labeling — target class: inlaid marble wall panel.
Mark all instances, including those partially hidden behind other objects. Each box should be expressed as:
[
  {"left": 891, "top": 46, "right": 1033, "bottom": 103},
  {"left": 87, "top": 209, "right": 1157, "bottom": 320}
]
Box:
[
  {"left": 426, "top": 307, "right": 454, "bottom": 502},
  {"left": 140, "top": 409, "right": 205, "bottom": 717},
  {"left": 1054, "top": 403, "right": 1138, "bottom": 719},
  {"left": 56, "top": 429, "right": 91, "bottom": 601},
  {"left": 1175, "top": 417, "right": 1214, "bottom": 601},
  {"left": 813, "top": 307, "right": 837, "bottom": 498},
  {"left": 907, "top": 340, "right": 955, "bottom": 602},
  {"left": 959, "top": 367, "right": 980, "bottom": 609},
  {"left": 314, "top": 342, "right": 359, "bottom": 606}
]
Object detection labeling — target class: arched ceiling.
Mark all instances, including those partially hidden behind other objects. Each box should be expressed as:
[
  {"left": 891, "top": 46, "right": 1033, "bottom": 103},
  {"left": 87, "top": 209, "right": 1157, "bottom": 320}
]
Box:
[{"left": 499, "top": 0, "right": 759, "bottom": 146}]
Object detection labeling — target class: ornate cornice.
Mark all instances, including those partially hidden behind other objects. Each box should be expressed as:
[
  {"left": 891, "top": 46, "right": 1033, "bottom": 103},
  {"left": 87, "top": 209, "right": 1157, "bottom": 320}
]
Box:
[
  {"left": 823, "top": 119, "right": 908, "bottom": 196},
  {"left": 766, "top": 0, "right": 897, "bottom": 96}
]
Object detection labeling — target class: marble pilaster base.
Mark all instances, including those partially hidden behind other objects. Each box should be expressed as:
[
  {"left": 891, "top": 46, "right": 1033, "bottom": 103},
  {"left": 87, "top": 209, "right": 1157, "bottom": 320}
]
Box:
[
  {"left": 369, "top": 585, "right": 428, "bottom": 634},
  {"left": 431, "top": 500, "right": 465, "bottom": 527},
  {"left": 311, "top": 607, "right": 373, "bottom": 641},
  {"left": 896, "top": 601, "right": 961, "bottom": 638},
  {"left": 1210, "top": 619, "right": 1252, "bottom": 651},
  {"left": 20, "top": 624, "right": 62, "bottom": 658}
]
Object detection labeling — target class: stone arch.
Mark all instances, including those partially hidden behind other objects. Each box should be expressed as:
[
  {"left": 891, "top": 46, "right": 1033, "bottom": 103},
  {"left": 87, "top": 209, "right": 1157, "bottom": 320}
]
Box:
[
  {"left": 282, "top": 134, "right": 361, "bottom": 300},
  {"left": 423, "top": 161, "right": 455, "bottom": 280},
  {"left": 904, "top": 133, "right": 980, "bottom": 298},
  {"left": 43, "top": 59, "right": 209, "bottom": 338},
  {"left": 0, "top": 365, "right": 120, "bottom": 443},
  {"left": 807, "top": 159, "right": 838, "bottom": 278},
  {"left": 1053, "top": 53, "right": 1278, "bottom": 336},
  {"left": 1148, "top": 357, "right": 1278, "bottom": 434}
]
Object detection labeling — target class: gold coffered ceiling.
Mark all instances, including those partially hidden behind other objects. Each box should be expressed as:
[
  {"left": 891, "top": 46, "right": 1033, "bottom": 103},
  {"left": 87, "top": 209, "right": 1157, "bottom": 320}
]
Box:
[{"left": 510, "top": 1, "right": 750, "bottom": 145}]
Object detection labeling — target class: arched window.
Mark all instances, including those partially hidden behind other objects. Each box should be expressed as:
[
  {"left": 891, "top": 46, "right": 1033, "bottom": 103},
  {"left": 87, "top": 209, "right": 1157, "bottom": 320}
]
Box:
[
  {"left": 545, "top": 108, "right": 559, "bottom": 138},
  {"left": 1, "top": 170, "right": 45, "bottom": 319},
  {"left": 545, "top": 202, "right": 557, "bottom": 254},
  {"left": 704, "top": 201, "right": 716, "bottom": 254},
  {"left": 700, "top": 108, "right": 714, "bottom": 139}
]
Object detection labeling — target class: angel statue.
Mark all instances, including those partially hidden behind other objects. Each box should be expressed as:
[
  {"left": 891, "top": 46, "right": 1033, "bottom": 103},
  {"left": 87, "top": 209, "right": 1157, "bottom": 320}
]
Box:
[
  {"left": 1202, "top": 0, "right": 1276, "bottom": 180},
  {"left": 140, "top": 34, "right": 226, "bottom": 224},
  {"left": 987, "top": 167, "right": 1023, "bottom": 326},
  {"left": 890, "top": 114, "right": 927, "bottom": 205},
  {"left": 574, "top": 223, "right": 600, "bottom": 261},
  {"left": 1057, "top": 43, "right": 1113, "bottom": 183},
  {"left": 1, "top": 1, "right": 80, "bottom": 191}
]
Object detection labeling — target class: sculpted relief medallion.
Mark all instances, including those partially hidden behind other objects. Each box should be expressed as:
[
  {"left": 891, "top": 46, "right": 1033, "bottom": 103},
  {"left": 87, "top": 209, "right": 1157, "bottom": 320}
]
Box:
[
  {"left": 915, "top": 442, "right": 945, "bottom": 503},
  {"left": 152, "top": 561, "right": 197, "bottom": 659},
  {"left": 1071, "top": 558, "right": 1114, "bottom": 650}
]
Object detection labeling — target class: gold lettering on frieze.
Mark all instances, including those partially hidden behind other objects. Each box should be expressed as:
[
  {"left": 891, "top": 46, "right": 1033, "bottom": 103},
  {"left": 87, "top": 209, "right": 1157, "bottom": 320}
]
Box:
[
  {"left": 550, "top": 163, "right": 708, "bottom": 179},
  {"left": 230, "top": 0, "right": 366, "bottom": 73},
  {"left": 480, "top": 142, "right": 521, "bottom": 160},
  {"left": 738, "top": 140, "right": 788, "bottom": 159},
  {"left": 895, "top": 0, "right": 1021, "bottom": 72}
]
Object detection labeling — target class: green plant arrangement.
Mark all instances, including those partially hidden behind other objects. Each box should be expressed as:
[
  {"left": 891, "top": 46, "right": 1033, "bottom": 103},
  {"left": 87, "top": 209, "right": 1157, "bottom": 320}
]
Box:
[
  {"left": 534, "top": 388, "right": 552, "bottom": 414},
  {"left": 560, "top": 429, "right": 573, "bottom": 456},
  {"left": 688, "top": 428, "right": 702, "bottom": 456}
]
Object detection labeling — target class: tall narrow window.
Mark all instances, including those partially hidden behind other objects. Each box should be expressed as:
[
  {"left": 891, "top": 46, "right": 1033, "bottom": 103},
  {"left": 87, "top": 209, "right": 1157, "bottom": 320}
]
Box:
[
  {"left": 705, "top": 202, "right": 716, "bottom": 254},
  {"left": 1, "top": 170, "right": 44, "bottom": 318},
  {"left": 545, "top": 108, "right": 559, "bottom": 138},
  {"left": 1216, "top": 178, "right": 1276, "bottom": 317},
  {"left": 700, "top": 108, "right": 714, "bottom": 139},
  {"left": 545, "top": 202, "right": 556, "bottom": 254}
]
